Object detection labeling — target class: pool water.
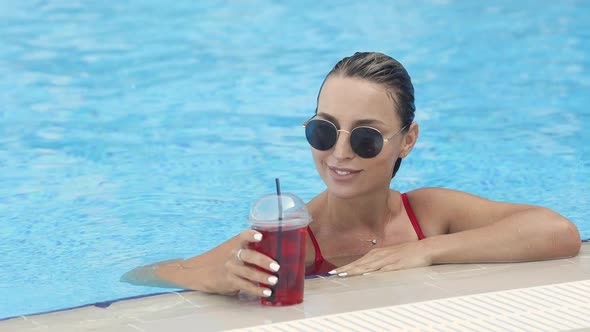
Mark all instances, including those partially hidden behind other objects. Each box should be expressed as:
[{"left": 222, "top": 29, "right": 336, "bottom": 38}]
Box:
[{"left": 1, "top": 0, "right": 588, "bottom": 319}]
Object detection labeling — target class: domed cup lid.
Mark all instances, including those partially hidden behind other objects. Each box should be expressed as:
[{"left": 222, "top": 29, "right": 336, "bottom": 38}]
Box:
[{"left": 248, "top": 193, "right": 311, "bottom": 228}]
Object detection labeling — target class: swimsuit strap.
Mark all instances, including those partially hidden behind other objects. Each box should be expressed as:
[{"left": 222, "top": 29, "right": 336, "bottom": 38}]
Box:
[
  {"left": 401, "top": 192, "right": 426, "bottom": 240},
  {"left": 307, "top": 225, "right": 324, "bottom": 266}
]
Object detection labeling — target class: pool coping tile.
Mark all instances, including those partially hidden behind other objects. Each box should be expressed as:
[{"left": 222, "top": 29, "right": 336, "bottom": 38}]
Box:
[{"left": 2, "top": 242, "right": 589, "bottom": 331}]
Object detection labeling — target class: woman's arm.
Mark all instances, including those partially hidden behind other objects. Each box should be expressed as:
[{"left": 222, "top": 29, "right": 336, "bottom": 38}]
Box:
[
  {"left": 120, "top": 235, "right": 242, "bottom": 293},
  {"left": 413, "top": 188, "right": 581, "bottom": 263},
  {"left": 329, "top": 188, "right": 581, "bottom": 276},
  {"left": 120, "top": 230, "right": 281, "bottom": 297}
]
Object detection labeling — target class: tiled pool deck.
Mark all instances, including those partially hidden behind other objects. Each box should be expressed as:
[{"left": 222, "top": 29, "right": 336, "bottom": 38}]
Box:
[{"left": 2, "top": 243, "right": 589, "bottom": 331}]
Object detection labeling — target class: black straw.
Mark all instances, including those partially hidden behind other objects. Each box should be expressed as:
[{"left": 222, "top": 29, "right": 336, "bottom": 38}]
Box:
[
  {"left": 275, "top": 178, "right": 283, "bottom": 220},
  {"left": 268, "top": 178, "right": 283, "bottom": 303}
]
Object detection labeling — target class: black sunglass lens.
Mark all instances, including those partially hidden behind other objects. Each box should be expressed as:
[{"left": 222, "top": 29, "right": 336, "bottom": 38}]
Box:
[
  {"left": 350, "top": 127, "right": 383, "bottom": 158},
  {"left": 305, "top": 120, "right": 337, "bottom": 151}
]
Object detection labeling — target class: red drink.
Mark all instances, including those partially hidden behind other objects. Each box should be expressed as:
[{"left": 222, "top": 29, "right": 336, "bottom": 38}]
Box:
[
  {"left": 247, "top": 192, "right": 311, "bottom": 306},
  {"left": 248, "top": 226, "right": 307, "bottom": 306}
]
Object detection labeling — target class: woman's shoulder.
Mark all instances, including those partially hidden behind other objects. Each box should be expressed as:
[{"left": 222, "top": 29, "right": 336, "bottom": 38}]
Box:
[
  {"left": 403, "top": 187, "right": 480, "bottom": 203},
  {"left": 402, "top": 187, "right": 498, "bottom": 215},
  {"left": 402, "top": 187, "right": 444, "bottom": 207},
  {"left": 400, "top": 187, "right": 483, "bottom": 235}
]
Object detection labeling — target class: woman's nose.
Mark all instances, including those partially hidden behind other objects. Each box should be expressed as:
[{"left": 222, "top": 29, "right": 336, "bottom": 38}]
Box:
[{"left": 331, "top": 130, "right": 354, "bottom": 160}]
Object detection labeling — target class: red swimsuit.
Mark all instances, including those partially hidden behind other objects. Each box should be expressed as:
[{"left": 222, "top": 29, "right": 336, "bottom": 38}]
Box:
[{"left": 305, "top": 193, "right": 425, "bottom": 276}]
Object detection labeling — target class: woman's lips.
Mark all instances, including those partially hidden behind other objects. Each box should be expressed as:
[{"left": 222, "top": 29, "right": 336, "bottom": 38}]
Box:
[{"left": 328, "top": 166, "right": 361, "bottom": 180}]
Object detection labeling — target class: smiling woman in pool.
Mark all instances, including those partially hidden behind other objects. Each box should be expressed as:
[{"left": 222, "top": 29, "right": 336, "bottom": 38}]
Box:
[{"left": 121, "top": 52, "right": 581, "bottom": 298}]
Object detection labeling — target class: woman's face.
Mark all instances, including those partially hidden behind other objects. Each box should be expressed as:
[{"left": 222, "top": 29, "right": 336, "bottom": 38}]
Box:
[{"left": 311, "top": 76, "right": 410, "bottom": 199}]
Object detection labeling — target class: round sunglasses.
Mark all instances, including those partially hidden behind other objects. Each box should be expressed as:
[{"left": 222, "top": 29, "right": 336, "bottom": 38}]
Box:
[{"left": 303, "top": 116, "right": 408, "bottom": 159}]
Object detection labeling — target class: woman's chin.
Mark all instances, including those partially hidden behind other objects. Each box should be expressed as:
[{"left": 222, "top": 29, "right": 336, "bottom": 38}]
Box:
[{"left": 325, "top": 184, "right": 365, "bottom": 200}]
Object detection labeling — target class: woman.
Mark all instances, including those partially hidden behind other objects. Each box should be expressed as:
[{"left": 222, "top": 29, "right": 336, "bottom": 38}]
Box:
[{"left": 121, "top": 52, "right": 581, "bottom": 299}]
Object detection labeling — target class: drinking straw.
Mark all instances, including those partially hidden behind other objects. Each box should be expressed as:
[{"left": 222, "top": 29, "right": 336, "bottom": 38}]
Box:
[
  {"left": 276, "top": 178, "right": 283, "bottom": 220},
  {"left": 268, "top": 178, "right": 283, "bottom": 303}
]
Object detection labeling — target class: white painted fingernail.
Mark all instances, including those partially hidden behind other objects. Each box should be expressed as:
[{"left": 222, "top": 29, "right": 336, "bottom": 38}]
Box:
[
  {"left": 362, "top": 272, "right": 372, "bottom": 276},
  {"left": 262, "top": 289, "right": 272, "bottom": 297},
  {"left": 267, "top": 276, "right": 278, "bottom": 285},
  {"left": 253, "top": 233, "right": 262, "bottom": 241},
  {"left": 338, "top": 272, "right": 348, "bottom": 277},
  {"left": 328, "top": 270, "right": 337, "bottom": 275},
  {"left": 269, "top": 262, "right": 280, "bottom": 272}
]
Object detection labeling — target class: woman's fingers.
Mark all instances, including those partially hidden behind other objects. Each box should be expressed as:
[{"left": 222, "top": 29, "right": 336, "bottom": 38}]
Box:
[
  {"left": 329, "top": 242, "right": 431, "bottom": 277},
  {"left": 379, "top": 264, "right": 404, "bottom": 273},
  {"left": 226, "top": 272, "right": 274, "bottom": 298},
  {"left": 226, "top": 252, "right": 279, "bottom": 286},
  {"left": 238, "top": 229, "right": 263, "bottom": 245},
  {"left": 236, "top": 230, "right": 280, "bottom": 269},
  {"left": 235, "top": 230, "right": 280, "bottom": 272},
  {"left": 228, "top": 232, "right": 281, "bottom": 297},
  {"left": 225, "top": 250, "right": 278, "bottom": 298},
  {"left": 233, "top": 248, "right": 280, "bottom": 273},
  {"left": 332, "top": 262, "right": 379, "bottom": 277},
  {"left": 329, "top": 249, "right": 395, "bottom": 276}
]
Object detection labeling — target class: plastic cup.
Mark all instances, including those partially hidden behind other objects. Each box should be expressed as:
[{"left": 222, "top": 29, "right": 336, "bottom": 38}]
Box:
[{"left": 247, "top": 192, "right": 312, "bottom": 306}]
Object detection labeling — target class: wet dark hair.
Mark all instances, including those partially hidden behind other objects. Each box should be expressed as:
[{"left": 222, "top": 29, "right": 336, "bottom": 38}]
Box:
[{"left": 316, "top": 52, "right": 416, "bottom": 178}]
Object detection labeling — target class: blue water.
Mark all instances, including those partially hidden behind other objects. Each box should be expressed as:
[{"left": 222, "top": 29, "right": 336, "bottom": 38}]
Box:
[{"left": 1, "top": 0, "right": 588, "bottom": 319}]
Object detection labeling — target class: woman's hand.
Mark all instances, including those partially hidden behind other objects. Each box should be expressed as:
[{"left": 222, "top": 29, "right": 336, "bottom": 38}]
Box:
[
  {"left": 207, "top": 229, "right": 281, "bottom": 297},
  {"left": 329, "top": 241, "right": 433, "bottom": 277},
  {"left": 157, "top": 230, "right": 280, "bottom": 297},
  {"left": 121, "top": 230, "right": 281, "bottom": 299}
]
